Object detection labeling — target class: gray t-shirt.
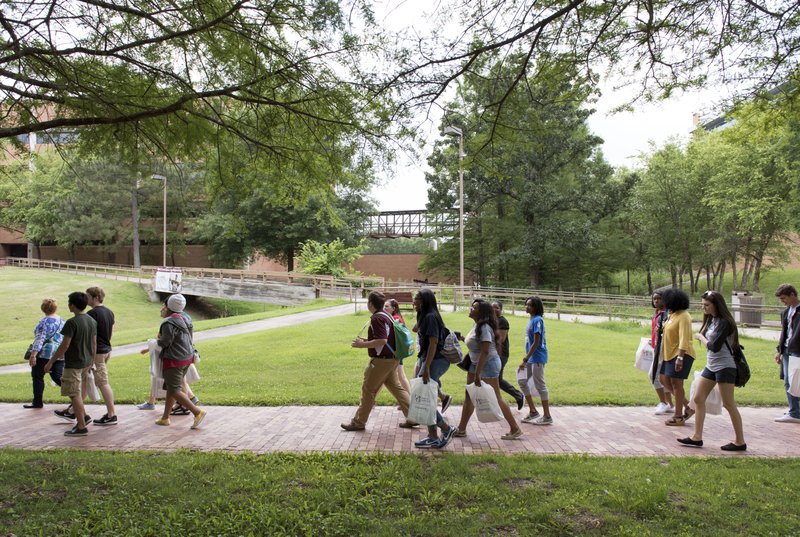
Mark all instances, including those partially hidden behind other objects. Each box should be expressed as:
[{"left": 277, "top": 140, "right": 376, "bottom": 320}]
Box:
[
  {"left": 706, "top": 318, "right": 736, "bottom": 372},
  {"left": 465, "top": 323, "right": 500, "bottom": 362}
]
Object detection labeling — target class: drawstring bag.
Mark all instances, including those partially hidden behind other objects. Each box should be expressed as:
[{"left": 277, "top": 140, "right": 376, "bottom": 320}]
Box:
[
  {"left": 408, "top": 377, "right": 438, "bottom": 425},
  {"left": 635, "top": 338, "right": 654, "bottom": 373},
  {"left": 688, "top": 371, "right": 722, "bottom": 415},
  {"left": 466, "top": 382, "right": 504, "bottom": 423}
]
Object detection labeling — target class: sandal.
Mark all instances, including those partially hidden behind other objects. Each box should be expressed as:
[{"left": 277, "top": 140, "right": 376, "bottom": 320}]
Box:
[
  {"left": 683, "top": 408, "right": 696, "bottom": 421},
  {"left": 170, "top": 404, "right": 191, "bottom": 416},
  {"left": 398, "top": 420, "right": 419, "bottom": 429},
  {"left": 453, "top": 428, "right": 467, "bottom": 438},
  {"left": 665, "top": 416, "right": 686, "bottom": 426}
]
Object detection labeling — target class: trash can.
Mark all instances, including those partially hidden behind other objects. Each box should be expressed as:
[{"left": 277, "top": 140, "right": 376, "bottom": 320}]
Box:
[{"left": 731, "top": 291, "right": 763, "bottom": 325}]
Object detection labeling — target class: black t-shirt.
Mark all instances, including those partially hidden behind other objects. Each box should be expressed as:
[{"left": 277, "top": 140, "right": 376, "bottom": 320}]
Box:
[
  {"left": 498, "top": 315, "right": 510, "bottom": 359},
  {"left": 88, "top": 305, "right": 115, "bottom": 354},
  {"left": 417, "top": 312, "right": 445, "bottom": 360}
]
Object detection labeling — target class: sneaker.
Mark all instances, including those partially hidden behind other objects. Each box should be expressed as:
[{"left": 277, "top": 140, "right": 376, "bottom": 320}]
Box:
[
  {"left": 83, "top": 414, "right": 92, "bottom": 425},
  {"left": 414, "top": 436, "right": 439, "bottom": 449},
  {"left": 435, "top": 426, "right": 458, "bottom": 449},
  {"left": 155, "top": 418, "right": 171, "bottom": 426},
  {"left": 136, "top": 402, "right": 156, "bottom": 410},
  {"left": 521, "top": 411, "right": 540, "bottom": 423},
  {"left": 94, "top": 414, "right": 118, "bottom": 426},
  {"left": 533, "top": 416, "right": 553, "bottom": 426},
  {"left": 341, "top": 421, "right": 366, "bottom": 431},
  {"left": 441, "top": 394, "right": 452, "bottom": 414},
  {"left": 170, "top": 404, "right": 191, "bottom": 416},
  {"left": 501, "top": 430, "right": 524, "bottom": 440},
  {"left": 775, "top": 414, "right": 800, "bottom": 423},
  {"left": 654, "top": 402, "right": 672, "bottom": 415},
  {"left": 190, "top": 409, "right": 207, "bottom": 429},
  {"left": 54, "top": 409, "right": 76, "bottom": 422},
  {"left": 515, "top": 395, "right": 525, "bottom": 411},
  {"left": 64, "top": 425, "right": 88, "bottom": 437}
]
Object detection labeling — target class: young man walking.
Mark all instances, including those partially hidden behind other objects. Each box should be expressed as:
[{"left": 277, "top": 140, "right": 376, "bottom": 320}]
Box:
[
  {"left": 86, "top": 286, "right": 117, "bottom": 425},
  {"left": 775, "top": 284, "right": 800, "bottom": 423},
  {"left": 44, "top": 292, "right": 97, "bottom": 437},
  {"left": 341, "top": 291, "right": 416, "bottom": 431}
]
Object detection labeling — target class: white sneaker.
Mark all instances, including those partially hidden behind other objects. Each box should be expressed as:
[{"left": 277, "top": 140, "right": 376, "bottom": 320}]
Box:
[
  {"left": 521, "top": 411, "right": 540, "bottom": 423},
  {"left": 775, "top": 414, "right": 800, "bottom": 423},
  {"left": 654, "top": 402, "right": 672, "bottom": 415}
]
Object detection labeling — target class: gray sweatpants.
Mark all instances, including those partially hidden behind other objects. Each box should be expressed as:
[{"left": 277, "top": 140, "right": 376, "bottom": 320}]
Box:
[{"left": 520, "top": 363, "right": 549, "bottom": 401}]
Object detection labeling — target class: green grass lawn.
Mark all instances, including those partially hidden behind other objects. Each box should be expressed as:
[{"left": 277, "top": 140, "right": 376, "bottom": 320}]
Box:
[
  {"left": 0, "top": 266, "right": 345, "bottom": 366},
  {"left": 0, "top": 313, "right": 785, "bottom": 406},
  {"left": 1, "top": 449, "right": 798, "bottom": 536}
]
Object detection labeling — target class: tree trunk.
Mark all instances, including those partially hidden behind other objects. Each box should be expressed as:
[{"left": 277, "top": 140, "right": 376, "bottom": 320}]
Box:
[
  {"left": 646, "top": 264, "right": 653, "bottom": 295},
  {"left": 731, "top": 253, "right": 738, "bottom": 290},
  {"left": 529, "top": 265, "right": 540, "bottom": 289},
  {"left": 670, "top": 264, "right": 677, "bottom": 287},
  {"left": 496, "top": 197, "right": 507, "bottom": 284},
  {"left": 286, "top": 246, "right": 295, "bottom": 272},
  {"left": 705, "top": 264, "right": 712, "bottom": 291},
  {"left": 131, "top": 184, "right": 141, "bottom": 269},
  {"left": 716, "top": 260, "right": 727, "bottom": 292}
]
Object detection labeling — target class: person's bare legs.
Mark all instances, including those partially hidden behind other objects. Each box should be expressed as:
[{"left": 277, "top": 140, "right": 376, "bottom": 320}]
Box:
[
  {"left": 484, "top": 377, "right": 521, "bottom": 434},
  {"left": 457, "top": 372, "right": 476, "bottom": 431},
  {"left": 689, "top": 376, "right": 716, "bottom": 440},
  {"left": 718, "top": 382, "right": 745, "bottom": 445}
]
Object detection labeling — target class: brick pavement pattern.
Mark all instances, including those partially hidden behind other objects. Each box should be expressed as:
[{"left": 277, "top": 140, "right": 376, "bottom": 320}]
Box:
[{"left": 4, "top": 403, "right": 799, "bottom": 457}]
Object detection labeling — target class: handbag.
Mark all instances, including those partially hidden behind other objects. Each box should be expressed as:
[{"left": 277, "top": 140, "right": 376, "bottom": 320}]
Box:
[
  {"left": 23, "top": 345, "right": 33, "bottom": 361},
  {"left": 634, "top": 337, "right": 654, "bottom": 373},
  {"left": 725, "top": 342, "right": 751, "bottom": 388}
]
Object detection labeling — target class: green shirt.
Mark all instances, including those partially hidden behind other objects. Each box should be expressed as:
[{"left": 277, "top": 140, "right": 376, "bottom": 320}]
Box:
[{"left": 61, "top": 313, "right": 97, "bottom": 369}]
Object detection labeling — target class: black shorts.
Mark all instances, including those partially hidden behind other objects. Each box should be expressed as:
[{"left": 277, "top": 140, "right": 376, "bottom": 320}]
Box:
[
  {"left": 661, "top": 355, "right": 695, "bottom": 380},
  {"left": 701, "top": 366, "right": 737, "bottom": 384}
]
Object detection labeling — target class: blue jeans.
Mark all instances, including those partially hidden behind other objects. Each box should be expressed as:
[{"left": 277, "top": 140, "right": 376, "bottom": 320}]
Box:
[
  {"left": 416, "top": 357, "right": 450, "bottom": 433},
  {"left": 784, "top": 354, "right": 800, "bottom": 418},
  {"left": 31, "top": 357, "right": 64, "bottom": 407}
]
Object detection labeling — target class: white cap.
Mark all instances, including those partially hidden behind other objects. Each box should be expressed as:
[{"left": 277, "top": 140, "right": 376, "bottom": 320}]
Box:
[{"left": 167, "top": 294, "right": 186, "bottom": 313}]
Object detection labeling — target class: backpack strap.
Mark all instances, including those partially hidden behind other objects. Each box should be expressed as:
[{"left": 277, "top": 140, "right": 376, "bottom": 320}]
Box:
[{"left": 376, "top": 311, "right": 397, "bottom": 356}]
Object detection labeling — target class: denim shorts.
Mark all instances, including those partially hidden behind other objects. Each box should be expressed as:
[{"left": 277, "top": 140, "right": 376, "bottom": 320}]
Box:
[
  {"left": 468, "top": 355, "right": 501, "bottom": 378},
  {"left": 701, "top": 366, "right": 737, "bottom": 384},
  {"left": 661, "top": 355, "right": 695, "bottom": 380}
]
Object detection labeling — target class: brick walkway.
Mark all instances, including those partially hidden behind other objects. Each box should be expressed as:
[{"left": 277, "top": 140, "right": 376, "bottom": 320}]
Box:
[{"left": 4, "top": 403, "right": 799, "bottom": 457}]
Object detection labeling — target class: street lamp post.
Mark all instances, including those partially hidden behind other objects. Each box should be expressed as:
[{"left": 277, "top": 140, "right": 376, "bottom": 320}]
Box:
[
  {"left": 151, "top": 174, "right": 167, "bottom": 266},
  {"left": 444, "top": 126, "right": 465, "bottom": 289}
]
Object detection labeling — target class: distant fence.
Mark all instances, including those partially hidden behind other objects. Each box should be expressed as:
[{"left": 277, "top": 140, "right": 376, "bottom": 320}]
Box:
[{"left": 374, "top": 284, "right": 783, "bottom": 329}]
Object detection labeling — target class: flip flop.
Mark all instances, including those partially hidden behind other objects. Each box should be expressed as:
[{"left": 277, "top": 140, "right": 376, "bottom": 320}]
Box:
[{"left": 665, "top": 416, "right": 686, "bottom": 426}]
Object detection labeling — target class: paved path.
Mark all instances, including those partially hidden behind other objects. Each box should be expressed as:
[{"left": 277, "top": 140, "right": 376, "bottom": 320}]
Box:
[
  {"left": 4, "top": 403, "right": 798, "bottom": 457},
  {"left": 0, "top": 303, "right": 358, "bottom": 376}
]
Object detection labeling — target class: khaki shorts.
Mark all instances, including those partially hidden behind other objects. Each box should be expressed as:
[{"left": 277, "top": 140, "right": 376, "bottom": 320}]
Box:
[
  {"left": 61, "top": 366, "right": 88, "bottom": 398},
  {"left": 92, "top": 352, "right": 111, "bottom": 388},
  {"left": 162, "top": 365, "right": 188, "bottom": 394}
]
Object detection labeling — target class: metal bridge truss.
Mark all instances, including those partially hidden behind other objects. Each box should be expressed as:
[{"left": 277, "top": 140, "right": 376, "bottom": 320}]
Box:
[{"left": 363, "top": 210, "right": 457, "bottom": 238}]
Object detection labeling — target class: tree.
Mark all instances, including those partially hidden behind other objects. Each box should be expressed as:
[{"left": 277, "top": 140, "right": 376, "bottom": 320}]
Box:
[
  {"left": 297, "top": 239, "right": 363, "bottom": 277},
  {"left": 194, "top": 187, "right": 374, "bottom": 271},
  {"left": 423, "top": 55, "right": 619, "bottom": 289}
]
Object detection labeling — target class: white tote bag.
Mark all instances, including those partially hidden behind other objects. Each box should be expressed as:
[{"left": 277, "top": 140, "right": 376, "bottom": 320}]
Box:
[
  {"left": 148, "top": 339, "right": 166, "bottom": 399},
  {"left": 516, "top": 367, "right": 539, "bottom": 399},
  {"left": 634, "top": 337, "right": 655, "bottom": 373},
  {"left": 788, "top": 356, "right": 800, "bottom": 397},
  {"left": 408, "top": 377, "right": 438, "bottom": 426},
  {"left": 688, "top": 371, "right": 722, "bottom": 415},
  {"left": 466, "top": 382, "right": 504, "bottom": 423},
  {"left": 84, "top": 368, "right": 101, "bottom": 402}
]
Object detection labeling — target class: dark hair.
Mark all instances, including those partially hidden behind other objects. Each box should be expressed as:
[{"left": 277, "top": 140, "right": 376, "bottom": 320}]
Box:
[
  {"left": 700, "top": 290, "right": 740, "bottom": 349},
  {"left": 775, "top": 284, "right": 798, "bottom": 298},
  {"left": 385, "top": 299, "right": 405, "bottom": 324},
  {"left": 526, "top": 296, "right": 544, "bottom": 317},
  {"left": 415, "top": 289, "right": 444, "bottom": 328},
  {"left": 651, "top": 291, "right": 663, "bottom": 310},
  {"left": 67, "top": 291, "right": 89, "bottom": 311},
  {"left": 368, "top": 291, "right": 386, "bottom": 311},
  {"left": 472, "top": 298, "right": 498, "bottom": 344},
  {"left": 661, "top": 288, "right": 690, "bottom": 312},
  {"left": 491, "top": 300, "right": 503, "bottom": 311}
]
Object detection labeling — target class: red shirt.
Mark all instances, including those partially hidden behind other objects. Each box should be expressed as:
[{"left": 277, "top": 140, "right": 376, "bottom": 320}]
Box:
[
  {"left": 651, "top": 308, "right": 665, "bottom": 348},
  {"left": 369, "top": 312, "right": 395, "bottom": 358}
]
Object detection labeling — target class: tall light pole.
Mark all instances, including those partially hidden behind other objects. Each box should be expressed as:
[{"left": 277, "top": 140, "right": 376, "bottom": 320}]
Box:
[
  {"left": 444, "top": 126, "right": 465, "bottom": 289},
  {"left": 151, "top": 174, "right": 167, "bottom": 266}
]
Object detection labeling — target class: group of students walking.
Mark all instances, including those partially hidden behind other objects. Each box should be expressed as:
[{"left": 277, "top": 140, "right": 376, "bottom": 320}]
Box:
[
  {"left": 23, "top": 288, "right": 206, "bottom": 436},
  {"left": 342, "top": 289, "right": 553, "bottom": 449}
]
